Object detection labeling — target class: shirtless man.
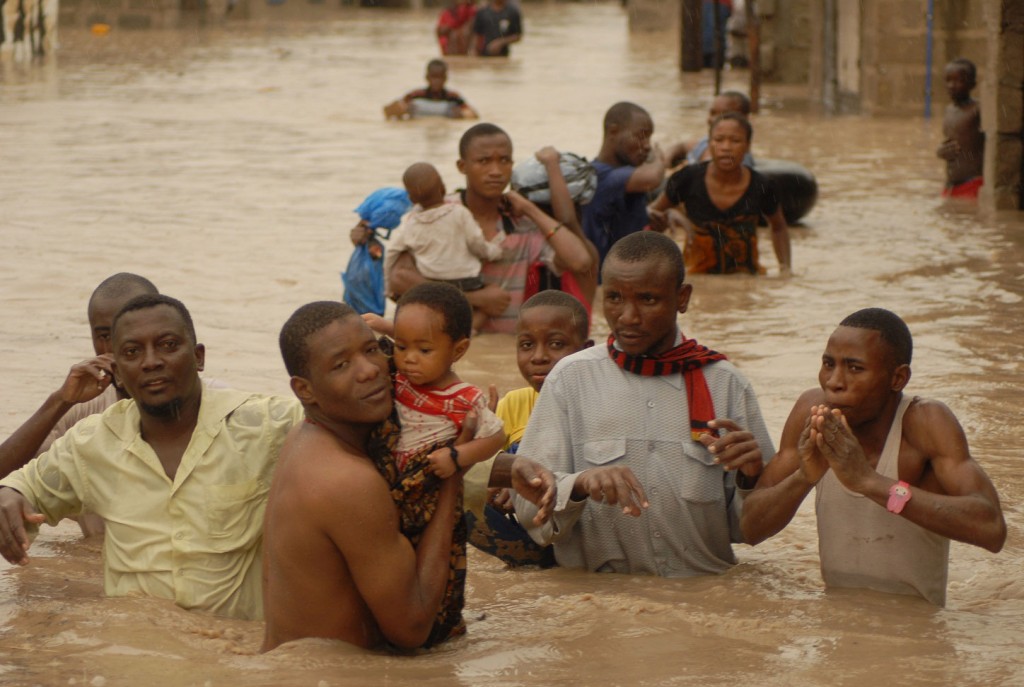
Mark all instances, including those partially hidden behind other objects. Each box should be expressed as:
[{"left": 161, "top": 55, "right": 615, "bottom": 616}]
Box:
[
  {"left": 936, "top": 58, "right": 984, "bottom": 199},
  {"left": 263, "top": 301, "right": 555, "bottom": 651},
  {"left": 741, "top": 308, "right": 1006, "bottom": 605}
]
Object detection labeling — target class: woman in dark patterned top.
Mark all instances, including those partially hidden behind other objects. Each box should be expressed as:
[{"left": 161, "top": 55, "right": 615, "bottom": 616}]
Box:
[{"left": 649, "top": 113, "right": 791, "bottom": 275}]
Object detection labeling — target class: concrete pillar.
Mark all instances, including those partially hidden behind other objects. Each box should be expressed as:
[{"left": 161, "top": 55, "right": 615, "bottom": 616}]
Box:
[
  {"left": 981, "top": 0, "right": 1024, "bottom": 210},
  {"left": 628, "top": 0, "right": 680, "bottom": 33}
]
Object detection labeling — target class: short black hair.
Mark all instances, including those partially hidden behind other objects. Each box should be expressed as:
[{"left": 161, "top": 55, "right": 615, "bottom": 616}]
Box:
[
  {"left": 112, "top": 293, "right": 197, "bottom": 345},
  {"left": 603, "top": 231, "right": 685, "bottom": 288},
  {"left": 719, "top": 90, "right": 752, "bottom": 115},
  {"left": 88, "top": 273, "right": 158, "bottom": 311},
  {"left": 603, "top": 101, "right": 649, "bottom": 133},
  {"left": 520, "top": 290, "right": 589, "bottom": 342},
  {"left": 459, "top": 122, "right": 510, "bottom": 159},
  {"left": 279, "top": 301, "right": 358, "bottom": 378},
  {"left": 395, "top": 282, "right": 472, "bottom": 342},
  {"left": 948, "top": 58, "right": 977, "bottom": 87},
  {"left": 426, "top": 58, "right": 447, "bottom": 73},
  {"left": 709, "top": 111, "right": 753, "bottom": 142},
  {"left": 839, "top": 308, "right": 913, "bottom": 366}
]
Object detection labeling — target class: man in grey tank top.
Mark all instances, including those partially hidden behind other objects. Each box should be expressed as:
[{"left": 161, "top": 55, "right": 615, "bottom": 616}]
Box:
[{"left": 738, "top": 308, "right": 1006, "bottom": 605}]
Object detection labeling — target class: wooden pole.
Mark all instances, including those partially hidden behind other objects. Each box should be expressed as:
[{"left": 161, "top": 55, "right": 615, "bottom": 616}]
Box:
[
  {"left": 746, "top": 0, "right": 761, "bottom": 113},
  {"left": 681, "top": 0, "right": 703, "bottom": 72},
  {"left": 713, "top": 0, "right": 723, "bottom": 94}
]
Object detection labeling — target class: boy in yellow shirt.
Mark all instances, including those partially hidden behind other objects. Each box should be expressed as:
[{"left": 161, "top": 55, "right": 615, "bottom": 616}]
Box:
[{"left": 465, "top": 290, "right": 592, "bottom": 566}]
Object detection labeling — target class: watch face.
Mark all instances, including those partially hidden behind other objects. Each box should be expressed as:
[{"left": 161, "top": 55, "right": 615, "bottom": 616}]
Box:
[{"left": 887, "top": 482, "right": 911, "bottom": 513}]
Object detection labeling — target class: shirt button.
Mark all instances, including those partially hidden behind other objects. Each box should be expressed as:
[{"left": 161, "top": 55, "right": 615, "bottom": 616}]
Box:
[
  {"left": 653, "top": 531, "right": 661, "bottom": 538},
  {"left": 174, "top": 532, "right": 185, "bottom": 540},
  {"left": 648, "top": 441, "right": 656, "bottom": 451},
  {"left": 647, "top": 400, "right": 655, "bottom": 408}
]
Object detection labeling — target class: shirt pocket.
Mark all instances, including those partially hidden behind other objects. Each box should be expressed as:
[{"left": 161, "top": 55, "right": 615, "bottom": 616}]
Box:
[
  {"left": 582, "top": 439, "right": 627, "bottom": 467},
  {"left": 672, "top": 442, "right": 725, "bottom": 505},
  {"left": 204, "top": 479, "right": 266, "bottom": 549}
]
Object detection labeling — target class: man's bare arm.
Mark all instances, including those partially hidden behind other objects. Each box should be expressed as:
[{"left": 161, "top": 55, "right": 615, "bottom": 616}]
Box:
[
  {"left": 0, "top": 356, "right": 114, "bottom": 478},
  {"left": 625, "top": 144, "right": 667, "bottom": 194},
  {"left": 504, "top": 190, "right": 593, "bottom": 274},
  {"left": 387, "top": 251, "right": 510, "bottom": 316},
  {"left": 740, "top": 390, "right": 823, "bottom": 545},
  {"left": 816, "top": 401, "right": 1006, "bottom": 553},
  {"left": 326, "top": 466, "right": 458, "bottom": 649},
  {"left": 767, "top": 206, "right": 792, "bottom": 274}
]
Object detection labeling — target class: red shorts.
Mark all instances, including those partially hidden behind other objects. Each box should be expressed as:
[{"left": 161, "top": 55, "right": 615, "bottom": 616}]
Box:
[{"left": 942, "top": 176, "right": 983, "bottom": 199}]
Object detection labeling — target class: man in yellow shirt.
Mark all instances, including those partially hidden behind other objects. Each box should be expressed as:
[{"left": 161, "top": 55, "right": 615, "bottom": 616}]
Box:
[{"left": 0, "top": 294, "right": 303, "bottom": 620}]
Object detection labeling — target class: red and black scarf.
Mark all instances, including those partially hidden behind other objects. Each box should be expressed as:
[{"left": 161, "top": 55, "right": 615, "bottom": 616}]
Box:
[{"left": 607, "top": 334, "right": 727, "bottom": 441}]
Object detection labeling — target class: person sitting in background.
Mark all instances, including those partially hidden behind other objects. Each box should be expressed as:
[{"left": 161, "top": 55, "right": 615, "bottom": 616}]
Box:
[{"left": 383, "top": 59, "right": 479, "bottom": 120}]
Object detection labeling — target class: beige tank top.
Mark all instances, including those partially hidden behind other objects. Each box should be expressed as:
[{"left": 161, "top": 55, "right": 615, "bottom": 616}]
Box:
[{"left": 815, "top": 395, "right": 950, "bottom": 605}]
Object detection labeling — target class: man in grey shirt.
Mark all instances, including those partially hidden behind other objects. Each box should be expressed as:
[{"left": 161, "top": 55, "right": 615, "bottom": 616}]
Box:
[{"left": 514, "top": 231, "right": 773, "bottom": 576}]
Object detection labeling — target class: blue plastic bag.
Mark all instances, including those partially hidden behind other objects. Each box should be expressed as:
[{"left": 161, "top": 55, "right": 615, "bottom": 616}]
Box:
[
  {"left": 354, "top": 187, "right": 411, "bottom": 238},
  {"left": 341, "top": 240, "right": 386, "bottom": 316},
  {"left": 341, "top": 188, "right": 411, "bottom": 316}
]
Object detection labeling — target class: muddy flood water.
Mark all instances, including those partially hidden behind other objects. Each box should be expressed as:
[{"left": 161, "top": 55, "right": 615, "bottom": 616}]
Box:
[{"left": 1, "top": 3, "right": 1023, "bottom": 685}]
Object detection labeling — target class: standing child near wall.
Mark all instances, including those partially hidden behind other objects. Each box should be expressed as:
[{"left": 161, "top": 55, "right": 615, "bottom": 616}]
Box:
[{"left": 936, "top": 58, "right": 984, "bottom": 199}]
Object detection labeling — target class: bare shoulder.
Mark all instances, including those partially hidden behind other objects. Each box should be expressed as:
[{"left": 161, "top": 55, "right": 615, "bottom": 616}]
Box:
[
  {"left": 900, "top": 396, "right": 970, "bottom": 461},
  {"left": 903, "top": 396, "right": 962, "bottom": 434},
  {"left": 276, "top": 427, "right": 391, "bottom": 515},
  {"left": 784, "top": 388, "right": 825, "bottom": 426}
]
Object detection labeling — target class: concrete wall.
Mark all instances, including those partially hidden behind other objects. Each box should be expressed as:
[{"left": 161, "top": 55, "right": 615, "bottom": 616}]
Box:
[
  {"left": 857, "top": 0, "right": 988, "bottom": 117},
  {"left": 757, "top": 0, "right": 811, "bottom": 84},
  {"left": 981, "top": 1, "right": 1024, "bottom": 210}
]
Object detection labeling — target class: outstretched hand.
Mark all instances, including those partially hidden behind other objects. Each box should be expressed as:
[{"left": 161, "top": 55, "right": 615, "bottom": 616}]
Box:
[
  {"left": 508, "top": 455, "right": 557, "bottom": 525},
  {"left": 0, "top": 488, "right": 45, "bottom": 566},
  {"left": 572, "top": 466, "right": 648, "bottom": 517}
]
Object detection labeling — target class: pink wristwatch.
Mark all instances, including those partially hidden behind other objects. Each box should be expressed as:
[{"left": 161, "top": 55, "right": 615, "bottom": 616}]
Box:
[{"left": 887, "top": 480, "right": 912, "bottom": 514}]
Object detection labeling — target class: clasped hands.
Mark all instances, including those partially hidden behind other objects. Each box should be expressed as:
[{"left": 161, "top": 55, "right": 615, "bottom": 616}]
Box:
[{"left": 799, "top": 404, "right": 874, "bottom": 492}]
